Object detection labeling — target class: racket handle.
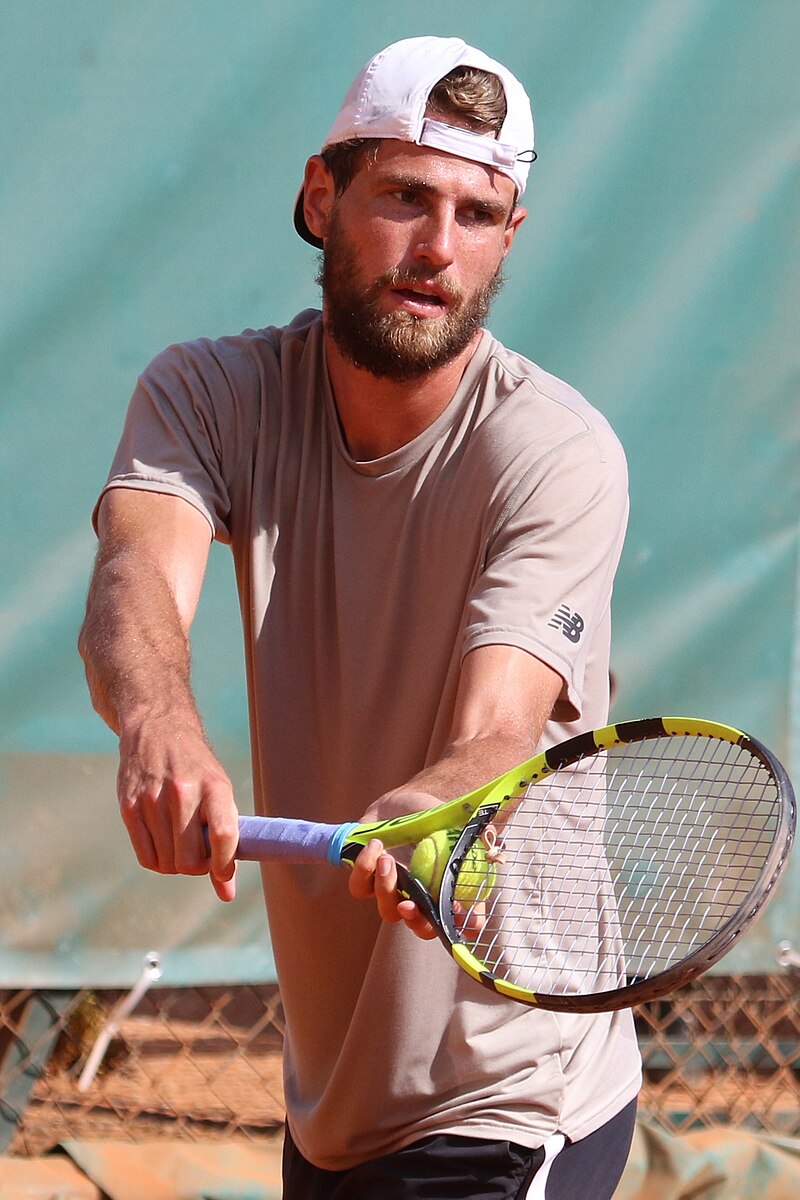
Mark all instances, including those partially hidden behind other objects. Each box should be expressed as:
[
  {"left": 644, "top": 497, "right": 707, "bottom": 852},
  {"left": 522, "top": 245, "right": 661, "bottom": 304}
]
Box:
[{"left": 232, "top": 815, "right": 357, "bottom": 865}]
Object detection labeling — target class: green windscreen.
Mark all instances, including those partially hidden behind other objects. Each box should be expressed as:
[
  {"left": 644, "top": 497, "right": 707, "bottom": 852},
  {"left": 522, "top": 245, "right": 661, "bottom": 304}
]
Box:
[{"left": 1, "top": 1, "right": 797, "bottom": 985}]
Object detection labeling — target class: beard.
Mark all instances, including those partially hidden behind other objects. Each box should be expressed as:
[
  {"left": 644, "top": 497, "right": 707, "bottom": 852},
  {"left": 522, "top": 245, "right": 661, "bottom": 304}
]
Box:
[{"left": 317, "top": 215, "right": 506, "bottom": 382}]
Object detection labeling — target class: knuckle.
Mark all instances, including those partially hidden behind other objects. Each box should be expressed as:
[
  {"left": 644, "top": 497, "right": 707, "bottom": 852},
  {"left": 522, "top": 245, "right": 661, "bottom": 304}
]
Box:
[
  {"left": 208, "top": 817, "right": 239, "bottom": 845},
  {"left": 118, "top": 782, "right": 152, "bottom": 817},
  {"left": 166, "top": 775, "right": 196, "bottom": 804},
  {"left": 136, "top": 847, "right": 158, "bottom": 871},
  {"left": 119, "top": 801, "right": 139, "bottom": 830},
  {"left": 143, "top": 852, "right": 175, "bottom": 875},
  {"left": 139, "top": 785, "right": 166, "bottom": 814},
  {"left": 173, "top": 849, "right": 206, "bottom": 876},
  {"left": 208, "top": 773, "right": 234, "bottom": 797},
  {"left": 348, "top": 872, "right": 372, "bottom": 900}
]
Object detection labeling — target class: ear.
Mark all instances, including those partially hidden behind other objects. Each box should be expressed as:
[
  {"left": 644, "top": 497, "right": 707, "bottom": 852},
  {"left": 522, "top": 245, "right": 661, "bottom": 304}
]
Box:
[
  {"left": 302, "top": 155, "right": 336, "bottom": 244},
  {"left": 502, "top": 205, "right": 527, "bottom": 256}
]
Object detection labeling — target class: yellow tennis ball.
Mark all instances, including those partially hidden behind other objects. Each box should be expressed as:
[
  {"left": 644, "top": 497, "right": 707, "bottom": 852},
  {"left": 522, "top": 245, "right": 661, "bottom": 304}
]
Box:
[
  {"left": 454, "top": 844, "right": 497, "bottom": 906},
  {"left": 409, "top": 830, "right": 454, "bottom": 898},
  {"left": 409, "top": 830, "right": 497, "bottom": 904}
]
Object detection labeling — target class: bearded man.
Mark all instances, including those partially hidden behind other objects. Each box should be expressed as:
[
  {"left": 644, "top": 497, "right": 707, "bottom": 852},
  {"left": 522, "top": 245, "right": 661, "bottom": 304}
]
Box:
[{"left": 80, "top": 36, "right": 641, "bottom": 1200}]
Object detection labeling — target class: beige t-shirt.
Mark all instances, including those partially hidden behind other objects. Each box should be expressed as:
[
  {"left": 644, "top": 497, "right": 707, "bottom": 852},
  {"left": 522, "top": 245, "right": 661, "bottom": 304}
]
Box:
[{"left": 101, "top": 310, "right": 641, "bottom": 1169}]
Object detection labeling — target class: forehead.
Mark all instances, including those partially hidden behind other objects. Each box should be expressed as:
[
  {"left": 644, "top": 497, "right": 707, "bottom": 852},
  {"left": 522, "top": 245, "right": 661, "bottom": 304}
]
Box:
[{"left": 354, "top": 139, "right": 517, "bottom": 209}]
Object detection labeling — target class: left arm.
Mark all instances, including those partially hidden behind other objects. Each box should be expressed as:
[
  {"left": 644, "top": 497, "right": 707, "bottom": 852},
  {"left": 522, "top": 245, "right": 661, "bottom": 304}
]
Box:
[{"left": 348, "top": 644, "right": 562, "bottom": 937}]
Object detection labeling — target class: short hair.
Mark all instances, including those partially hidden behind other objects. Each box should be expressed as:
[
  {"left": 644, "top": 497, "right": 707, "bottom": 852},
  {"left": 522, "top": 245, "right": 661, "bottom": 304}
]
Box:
[
  {"left": 321, "top": 65, "right": 509, "bottom": 197},
  {"left": 426, "top": 65, "right": 507, "bottom": 134}
]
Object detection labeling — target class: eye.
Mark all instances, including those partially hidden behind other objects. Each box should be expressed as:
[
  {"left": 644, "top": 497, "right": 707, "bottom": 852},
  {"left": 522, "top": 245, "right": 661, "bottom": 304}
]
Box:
[{"left": 464, "top": 205, "right": 499, "bottom": 226}]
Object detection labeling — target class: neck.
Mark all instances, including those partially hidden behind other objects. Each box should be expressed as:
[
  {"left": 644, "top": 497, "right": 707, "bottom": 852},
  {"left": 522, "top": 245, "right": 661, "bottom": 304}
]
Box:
[{"left": 324, "top": 331, "right": 481, "bottom": 461}]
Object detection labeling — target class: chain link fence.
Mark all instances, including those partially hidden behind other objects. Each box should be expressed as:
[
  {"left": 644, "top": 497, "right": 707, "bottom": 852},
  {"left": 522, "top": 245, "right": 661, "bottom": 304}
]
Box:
[{"left": 2, "top": 972, "right": 799, "bottom": 1157}]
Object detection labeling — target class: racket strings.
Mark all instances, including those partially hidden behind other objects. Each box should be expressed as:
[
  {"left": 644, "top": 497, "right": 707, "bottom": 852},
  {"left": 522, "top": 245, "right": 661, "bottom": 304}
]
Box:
[{"left": 450, "top": 734, "right": 783, "bottom": 999}]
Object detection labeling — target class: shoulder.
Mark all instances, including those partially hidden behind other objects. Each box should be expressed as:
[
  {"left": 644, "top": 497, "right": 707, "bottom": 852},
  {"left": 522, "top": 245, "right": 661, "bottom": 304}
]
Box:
[
  {"left": 140, "top": 310, "right": 323, "bottom": 395},
  {"left": 127, "top": 311, "right": 324, "bottom": 463},
  {"left": 483, "top": 337, "right": 624, "bottom": 454},
  {"left": 471, "top": 334, "right": 627, "bottom": 480}
]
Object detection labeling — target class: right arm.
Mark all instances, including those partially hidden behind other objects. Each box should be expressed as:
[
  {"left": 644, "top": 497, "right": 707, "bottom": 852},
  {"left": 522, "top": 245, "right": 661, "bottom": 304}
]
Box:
[{"left": 78, "top": 488, "right": 239, "bottom": 901}]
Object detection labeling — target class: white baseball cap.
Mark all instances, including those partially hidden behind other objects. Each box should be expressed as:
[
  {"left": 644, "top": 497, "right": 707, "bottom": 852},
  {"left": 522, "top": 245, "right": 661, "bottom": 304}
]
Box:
[{"left": 294, "top": 36, "right": 536, "bottom": 247}]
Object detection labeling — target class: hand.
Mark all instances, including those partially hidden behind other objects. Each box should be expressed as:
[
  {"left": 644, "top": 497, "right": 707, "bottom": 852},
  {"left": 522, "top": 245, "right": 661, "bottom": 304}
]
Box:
[
  {"left": 348, "top": 839, "right": 440, "bottom": 940},
  {"left": 356, "top": 787, "right": 441, "bottom": 827},
  {"left": 348, "top": 787, "right": 443, "bottom": 939},
  {"left": 348, "top": 841, "right": 490, "bottom": 941},
  {"left": 117, "top": 711, "right": 239, "bottom": 902}
]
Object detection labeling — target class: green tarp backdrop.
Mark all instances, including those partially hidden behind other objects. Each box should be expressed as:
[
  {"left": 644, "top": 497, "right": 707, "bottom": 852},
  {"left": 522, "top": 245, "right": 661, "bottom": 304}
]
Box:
[{"left": 2, "top": 1, "right": 798, "bottom": 986}]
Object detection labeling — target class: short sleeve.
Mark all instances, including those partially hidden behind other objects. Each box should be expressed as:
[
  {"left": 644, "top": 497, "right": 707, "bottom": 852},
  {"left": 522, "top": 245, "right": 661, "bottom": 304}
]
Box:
[
  {"left": 462, "top": 426, "right": 629, "bottom": 720},
  {"left": 94, "top": 337, "right": 262, "bottom": 544}
]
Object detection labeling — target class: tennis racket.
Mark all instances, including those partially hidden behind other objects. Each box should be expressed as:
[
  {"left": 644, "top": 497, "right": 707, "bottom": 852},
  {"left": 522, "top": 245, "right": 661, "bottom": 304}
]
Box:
[{"left": 229, "top": 717, "right": 795, "bottom": 1013}]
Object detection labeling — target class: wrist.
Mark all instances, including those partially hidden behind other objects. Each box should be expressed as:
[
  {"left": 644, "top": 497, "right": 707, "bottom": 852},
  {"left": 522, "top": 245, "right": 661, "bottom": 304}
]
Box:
[{"left": 116, "top": 698, "right": 206, "bottom": 743}]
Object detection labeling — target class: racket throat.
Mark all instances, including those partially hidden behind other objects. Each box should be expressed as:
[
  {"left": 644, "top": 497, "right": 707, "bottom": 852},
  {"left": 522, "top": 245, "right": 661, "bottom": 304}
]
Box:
[{"left": 439, "top": 804, "right": 502, "bottom": 942}]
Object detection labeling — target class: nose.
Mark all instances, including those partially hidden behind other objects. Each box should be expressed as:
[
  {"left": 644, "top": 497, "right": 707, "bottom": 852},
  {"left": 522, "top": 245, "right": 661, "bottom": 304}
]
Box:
[{"left": 412, "top": 207, "right": 456, "bottom": 270}]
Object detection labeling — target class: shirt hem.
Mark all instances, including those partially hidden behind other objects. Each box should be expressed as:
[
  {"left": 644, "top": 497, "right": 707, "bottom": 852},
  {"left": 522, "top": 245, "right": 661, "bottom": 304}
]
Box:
[
  {"left": 462, "top": 628, "right": 582, "bottom": 722},
  {"left": 94, "top": 477, "right": 220, "bottom": 541},
  {"left": 293, "top": 1071, "right": 643, "bottom": 1171},
  {"left": 420, "top": 1074, "right": 642, "bottom": 1152}
]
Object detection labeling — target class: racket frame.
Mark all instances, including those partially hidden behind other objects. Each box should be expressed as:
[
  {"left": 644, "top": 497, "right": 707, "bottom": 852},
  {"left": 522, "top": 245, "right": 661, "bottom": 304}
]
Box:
[{"left": 375, "top": 717, "right": 795, "bottom": 1013}]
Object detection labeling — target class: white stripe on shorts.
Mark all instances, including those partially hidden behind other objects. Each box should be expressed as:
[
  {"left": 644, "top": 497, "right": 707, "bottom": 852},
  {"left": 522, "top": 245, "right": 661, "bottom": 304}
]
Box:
[{"left": 524, "top": 1132, "right": 567, "bottom": 1200}]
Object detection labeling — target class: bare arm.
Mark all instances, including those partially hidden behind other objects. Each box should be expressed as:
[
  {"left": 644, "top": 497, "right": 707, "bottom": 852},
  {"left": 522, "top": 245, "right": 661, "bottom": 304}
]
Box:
[
  {"left": 78, "top": 489, "right": 239, "bottom": 901},
  {"left": 348, "top": 644, "right": 562, "bottom": 936}
]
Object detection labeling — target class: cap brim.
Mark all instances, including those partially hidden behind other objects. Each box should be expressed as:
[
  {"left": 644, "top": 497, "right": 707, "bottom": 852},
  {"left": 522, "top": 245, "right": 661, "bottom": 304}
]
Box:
[{"left": 293, "top": 186, "right": 323, "bottom": 249}]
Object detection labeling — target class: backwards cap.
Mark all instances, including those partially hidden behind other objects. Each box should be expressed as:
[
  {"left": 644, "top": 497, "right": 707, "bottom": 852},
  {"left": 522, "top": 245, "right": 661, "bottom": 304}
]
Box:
[{"left": 294, "top": 36, "right": 535, "bottom": 247}]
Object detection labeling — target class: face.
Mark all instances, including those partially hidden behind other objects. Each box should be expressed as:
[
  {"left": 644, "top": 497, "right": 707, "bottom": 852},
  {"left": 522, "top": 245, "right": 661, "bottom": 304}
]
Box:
[{"left": 307, "top": 141, "right": 525, "bottom": 381}]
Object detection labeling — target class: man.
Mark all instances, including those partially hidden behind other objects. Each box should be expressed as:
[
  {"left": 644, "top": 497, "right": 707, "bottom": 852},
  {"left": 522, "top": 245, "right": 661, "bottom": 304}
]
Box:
[{"left": 80, "top": 36, "right": 641, "bottom": 1199}]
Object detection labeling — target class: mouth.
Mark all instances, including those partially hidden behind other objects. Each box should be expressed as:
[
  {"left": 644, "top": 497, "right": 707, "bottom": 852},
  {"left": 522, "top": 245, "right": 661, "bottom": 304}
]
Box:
[{"left": 388, "top": 283, "right": 452, "bottom": 318}]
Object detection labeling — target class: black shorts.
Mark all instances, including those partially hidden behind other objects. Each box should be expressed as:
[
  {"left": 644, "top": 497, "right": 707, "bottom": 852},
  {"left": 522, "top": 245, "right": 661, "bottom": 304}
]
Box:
[{"left": 282, "top": 1097, "right": 637, "bottom": 1199}]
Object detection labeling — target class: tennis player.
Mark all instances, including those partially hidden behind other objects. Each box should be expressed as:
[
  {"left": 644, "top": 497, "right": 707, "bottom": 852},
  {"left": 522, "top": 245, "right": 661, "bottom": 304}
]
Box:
[{"left": 80, "top": 36, "right": 641, "bottom": 1199}]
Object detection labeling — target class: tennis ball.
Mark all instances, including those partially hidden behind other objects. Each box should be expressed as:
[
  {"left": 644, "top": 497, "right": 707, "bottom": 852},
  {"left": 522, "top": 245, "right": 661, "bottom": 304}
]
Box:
[
  {"left": 409, "top": 830, "right": 454, "bottom": 898},
  {"left": 454, "top": 844, "right": 498, "bottom": 906},
  {"left": 409, "top": 829, "right": 497, "bottom": 905}
]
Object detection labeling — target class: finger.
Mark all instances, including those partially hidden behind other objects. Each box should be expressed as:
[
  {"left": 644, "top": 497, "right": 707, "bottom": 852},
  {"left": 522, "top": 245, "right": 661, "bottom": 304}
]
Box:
[
  {"left": 397, "top": 899, "right": 439, "bottom": 940},
  {"left": 118, "top": 773, "right": 177, "bottom": 873},
  {"left": 197, "top": 782, "right": 239, "bottom": 886},
  {"left": 453, "top": 899, "right": 486, "bottom": 936},
  {"left": 120, "top": 807, "right": 159, "bottom": 873},
  {"left": 348, "top": 839, "right": 385, "bottom": 900},
  {"left": 373, "top": 853, "right": 405, "bottom": 923},
  {"left": 143, "top": 789, "right": 183, "bottom": 872},
  {"left": 207, "top": 826, "right": 239, "bottom": 901},
  {"left": 210, "top": 865, "right": 237, "bottom": 903}
]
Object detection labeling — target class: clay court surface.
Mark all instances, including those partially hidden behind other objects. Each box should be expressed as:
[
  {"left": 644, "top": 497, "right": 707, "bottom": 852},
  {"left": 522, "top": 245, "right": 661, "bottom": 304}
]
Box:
[{"left": 8, "top": 979, "right": 800, "bottom": 1156}]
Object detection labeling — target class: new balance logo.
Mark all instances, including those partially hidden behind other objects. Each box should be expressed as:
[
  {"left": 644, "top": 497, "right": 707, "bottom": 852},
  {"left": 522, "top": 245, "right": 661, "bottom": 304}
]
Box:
[{"left": 548, "top": 604, "right": 585, "bottom": 643}]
